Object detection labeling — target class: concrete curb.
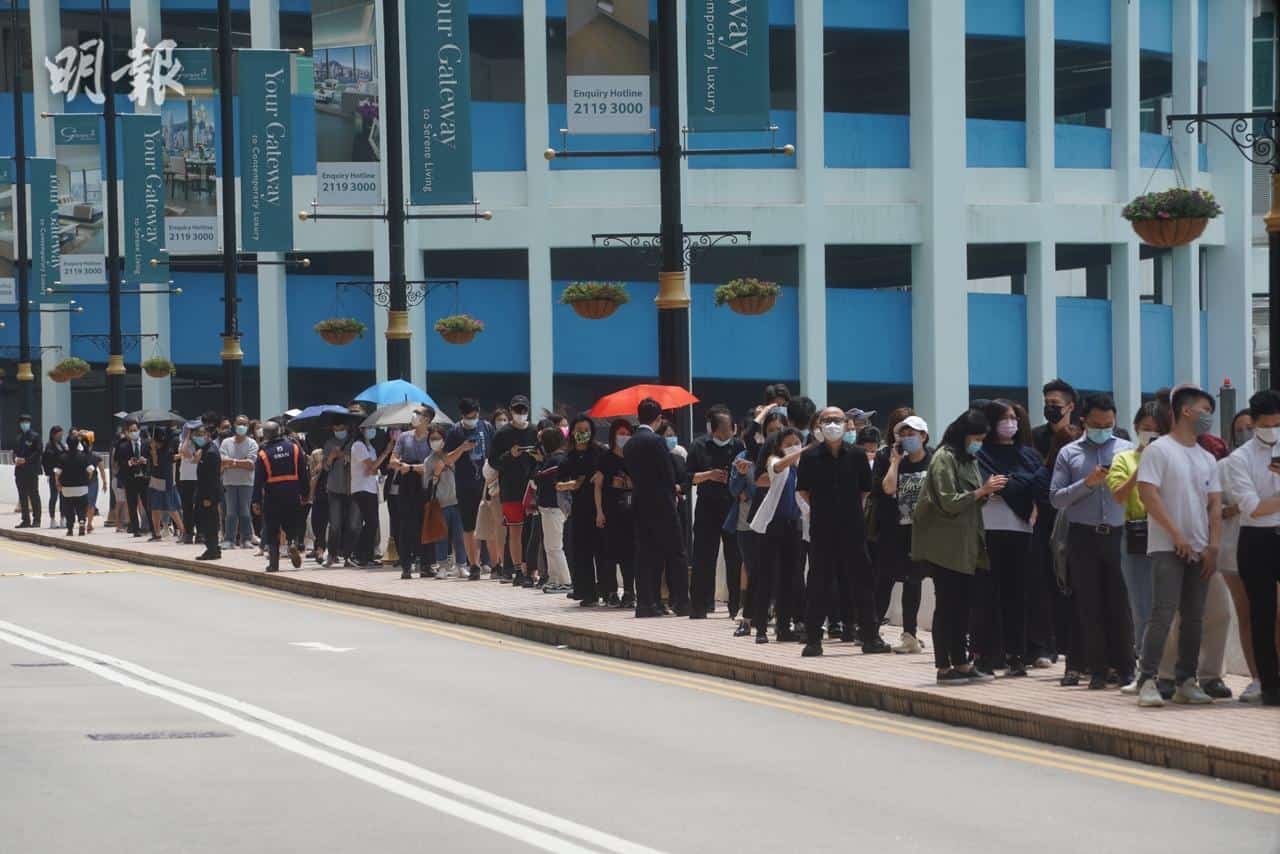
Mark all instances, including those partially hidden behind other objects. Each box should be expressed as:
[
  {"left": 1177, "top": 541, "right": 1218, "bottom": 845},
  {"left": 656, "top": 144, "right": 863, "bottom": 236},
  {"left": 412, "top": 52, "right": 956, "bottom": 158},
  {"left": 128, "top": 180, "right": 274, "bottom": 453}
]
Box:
[{"left": 3, "top": 526, "right": 1276, "bottom": 791}]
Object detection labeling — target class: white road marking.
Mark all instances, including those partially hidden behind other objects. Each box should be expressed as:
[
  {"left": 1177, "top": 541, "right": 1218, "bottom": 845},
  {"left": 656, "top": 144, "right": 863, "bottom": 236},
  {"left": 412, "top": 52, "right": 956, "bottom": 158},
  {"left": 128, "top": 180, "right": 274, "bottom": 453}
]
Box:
[
  {"left": 289, "top": 642, "right": 356, "bottom": 653},
  {"left": 0, "top": 619, "right": 667, "bottom": 854}
]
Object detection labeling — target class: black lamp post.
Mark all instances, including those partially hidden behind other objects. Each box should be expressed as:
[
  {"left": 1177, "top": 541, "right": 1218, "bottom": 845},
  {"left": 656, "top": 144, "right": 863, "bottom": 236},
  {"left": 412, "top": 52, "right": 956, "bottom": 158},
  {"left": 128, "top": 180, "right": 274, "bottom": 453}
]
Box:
[{"left": 100, "top": 0, "right": 127, "bottom": 425}]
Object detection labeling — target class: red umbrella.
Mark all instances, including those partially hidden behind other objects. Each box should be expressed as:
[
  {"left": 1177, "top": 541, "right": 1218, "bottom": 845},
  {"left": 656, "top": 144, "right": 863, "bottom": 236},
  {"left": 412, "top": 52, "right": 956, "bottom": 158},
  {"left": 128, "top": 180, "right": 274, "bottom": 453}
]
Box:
[{"left": 587, "top": 384, "right": 700, "bottom": 418}]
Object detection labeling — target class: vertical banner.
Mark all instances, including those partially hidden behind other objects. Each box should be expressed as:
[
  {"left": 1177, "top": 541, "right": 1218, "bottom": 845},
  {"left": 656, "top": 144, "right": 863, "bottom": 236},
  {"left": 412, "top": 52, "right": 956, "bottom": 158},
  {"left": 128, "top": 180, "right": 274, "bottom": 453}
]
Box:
[
  {"left": 405, "top": 0, "right": 474, "bottom": 206},
  {"left": 122, "top": 115, "right": 167, "bottom": 285},
  {"left": 686, "top": 0, "right": 770, "bottom": 132},
  {"left": 565, "top": 0, "right": 650, "bottom": 135},
  {"left": 52, "top": 114, "right": 105, "bottom": 284},
  {"left": 28, "top": 157, "right": 61, "bottom": 302},
  {"left": 239, "top": 49, "right": 294, "bottom": 251},
  {"left": 312, "top": 0, "right": 381, "bottom": 205},
  {"left": 0, "top": 159, "right": 14, "bottom": 305},
  {"left": 162, "top": 49, "right": 220, "bottom": 254}
]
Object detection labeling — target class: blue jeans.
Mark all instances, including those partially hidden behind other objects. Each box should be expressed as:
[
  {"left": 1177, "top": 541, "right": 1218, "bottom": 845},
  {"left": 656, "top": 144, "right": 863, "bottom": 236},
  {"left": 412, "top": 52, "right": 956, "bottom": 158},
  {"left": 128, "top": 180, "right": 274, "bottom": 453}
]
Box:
[
  {"left": 223, "top": 484, "right": 253, "bottom": 545},
  {"left": 1120, "top": 546, "right": 1153, "bottom": 656},
  {"left": 435, "top": 504, "right": 466, "bottom": 566}
]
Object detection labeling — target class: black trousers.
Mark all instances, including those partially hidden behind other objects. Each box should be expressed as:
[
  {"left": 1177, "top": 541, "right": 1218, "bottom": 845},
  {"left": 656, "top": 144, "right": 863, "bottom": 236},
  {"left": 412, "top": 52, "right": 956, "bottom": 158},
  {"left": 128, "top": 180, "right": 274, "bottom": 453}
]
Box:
[
  {"left": 398, "top": 489, "right": 426, "bottom": 572},
  {"left": 350, "top": 491, "right": 380, "bottom": 563},
  {"left": 804, "top": 538, "right": 874, "bottom": 644},
  {"left": 1239, "top": 527, "right": 1280, "bottom": 696},
  {"left": 931, "top": 565, "right": 975, "bottom": 669},
  {"left": 62, "top": 495, "right": 86, "bottom": 530},
  {"left": 125, "top": 479, "right": 148, "bottom": 533},
  {"left": 750, "top": 521, "right": 802, "bottom": 633},
  {"left": 312, "top": 496, "right": 330, "bottom": 553},
  {"left": 15, "top": 473, "right": 40, "bottom": 524},
  {"left": 736, "top": 529, "right": 760, "bottom": 620},
  {"left": 634, "top": 505, "right": 688, "bottom": 609},
  {"left": 876, "top": 572, "right": 923, "bottom": 636},
  {"left": 973, "top": 530, "right": 1033, "bottom": 668},
  {"left": 47, "top": 475, "right": 61, "bottom": 522},
  {"left": 569, "top": 513, "right": 611, "bottom": 600},
  {"left": 263, "top": 496, "right": 303, "bottom": 568},
  {"left": 691, "top": 498, "right": 742, "bottom": 616},
  {"left": 602, "top": 511, "right": 635, "bottom": 597},
  {"left": 178, "top": 480, "right": 198, "bottom": 539},
  {"left": 1067, "top": 525, "right": 1134, "bottom": 676},
  {"left": 196, "top": 496, "right": 221, "bottom": 554}
]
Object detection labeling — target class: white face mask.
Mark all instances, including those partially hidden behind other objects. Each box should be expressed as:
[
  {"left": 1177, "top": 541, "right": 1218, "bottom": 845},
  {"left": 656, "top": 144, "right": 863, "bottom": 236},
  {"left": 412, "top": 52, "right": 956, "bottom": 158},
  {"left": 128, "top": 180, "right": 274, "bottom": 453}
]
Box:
[
  {"left": 512, "top": 413, "right": 529, "bottom": 428},
  {"left": 460, "top": 418, "right": 478, "bottom": 430},
  {"left": 1255, "top": 425, "right": 1280, "bottom": 445},
  {"left": 616, "top": 435, "right": 630, "bottom": 448},
  {"left": 494, "top": 420, "right": 509, "bottom": 430},
  {"left": 429, "top": 439, "right": 444, "bottom": 452},
  {"left": 820, "top": 422, "right": 845, "bottom": 443},
  {"left": 1138, "top": 430, "right": 1160, "bottom": 447}
]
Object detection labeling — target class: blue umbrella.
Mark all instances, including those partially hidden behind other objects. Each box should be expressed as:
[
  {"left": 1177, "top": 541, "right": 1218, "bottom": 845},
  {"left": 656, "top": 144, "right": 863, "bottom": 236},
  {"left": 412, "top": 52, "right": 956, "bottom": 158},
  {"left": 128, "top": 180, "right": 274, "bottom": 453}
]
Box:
[{"left": 354, "top": 379, "right": 440, "bottom": 410}]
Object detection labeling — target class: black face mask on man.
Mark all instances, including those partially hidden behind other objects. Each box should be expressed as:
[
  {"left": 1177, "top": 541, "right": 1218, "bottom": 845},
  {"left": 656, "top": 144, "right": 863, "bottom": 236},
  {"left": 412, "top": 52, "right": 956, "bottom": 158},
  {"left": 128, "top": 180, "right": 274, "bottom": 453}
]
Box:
[{"left": 1043, "top": 404, "right": 1064, "bottom": 425}]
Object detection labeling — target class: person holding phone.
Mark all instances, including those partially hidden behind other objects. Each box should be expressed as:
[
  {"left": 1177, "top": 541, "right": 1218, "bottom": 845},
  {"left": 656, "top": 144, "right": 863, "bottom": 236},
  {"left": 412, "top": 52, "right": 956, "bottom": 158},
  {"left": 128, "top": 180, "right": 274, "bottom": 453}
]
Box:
[
  {"left": 488, "top": 395, "right": 539, "bottom": 584},
  {"left": 445, "top": 398, "right": 494, "bottom": 578},
  {"left": 688, "top": 406, "right": 745, "bottom": 619}
]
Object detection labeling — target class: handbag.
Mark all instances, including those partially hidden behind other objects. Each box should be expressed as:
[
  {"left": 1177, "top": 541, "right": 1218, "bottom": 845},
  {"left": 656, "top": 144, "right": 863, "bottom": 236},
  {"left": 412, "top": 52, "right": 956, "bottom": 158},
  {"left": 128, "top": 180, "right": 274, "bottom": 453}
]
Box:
[
  {"left": 148, "top": 476, "right": 167, "bottom": 492},
  {"left": 1125, "top": 519, "right": 1148, "bottom": 556},
  {"left": 420, "top": 498, "right": 447, "bottom": 544},
  {"left": 1050, "top": 509, "right": 1072, "bottom": 596}
]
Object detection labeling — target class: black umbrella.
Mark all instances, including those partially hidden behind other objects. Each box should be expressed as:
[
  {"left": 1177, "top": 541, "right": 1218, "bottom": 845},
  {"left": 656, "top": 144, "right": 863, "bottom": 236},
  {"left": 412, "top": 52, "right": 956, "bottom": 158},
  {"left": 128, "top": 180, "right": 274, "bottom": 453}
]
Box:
[
  {"left": 287, "top": 404, "right": 365, "bottom": 432},
  {"left": 126, "top": 409, "right": 185, "bottom": 426}
]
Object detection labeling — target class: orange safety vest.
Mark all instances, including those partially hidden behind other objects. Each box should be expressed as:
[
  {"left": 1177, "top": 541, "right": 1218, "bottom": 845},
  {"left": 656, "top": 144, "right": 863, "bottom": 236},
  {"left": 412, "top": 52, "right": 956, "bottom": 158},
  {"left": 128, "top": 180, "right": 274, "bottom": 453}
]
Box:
[{"left": 259, "top": 441, "right": 301, "bottom": 485}]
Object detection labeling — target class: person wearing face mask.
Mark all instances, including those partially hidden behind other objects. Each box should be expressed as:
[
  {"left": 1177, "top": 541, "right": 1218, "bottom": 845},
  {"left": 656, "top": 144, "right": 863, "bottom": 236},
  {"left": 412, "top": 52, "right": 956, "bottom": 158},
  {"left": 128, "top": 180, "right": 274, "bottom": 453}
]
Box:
[
  {"left": 77, "top": 430, "right": 107, "bottom": 533},
  {"left": 1132, "top": 385, "right": 1224, "bottom": 707},
  {"left": 445, "top": 398, "right": 495, "bottom": 579},
  {"left": 1050, "top": 394, "right": 1135, "bottom": 690},
  {"left": 786, "top": 396, "right": 818, "bottom": 447},
  {"left": 688, "top": 406, "right": 746, "bottom": 620},
  {"left": 971, "top": 401, "right": 1043, "bottom": 677},
  {"left": 41, "top": 424, "right": 65, "bottom": 529},
  {"left": 54, "top": 431, "right": 98, "bottom": 537},
  {"left": 488, "top": 395, "right": 539, "bottom": 583},
  {"left": 658, "top": 419, "right": 694, "bottom": 581},
  {"left": 191, "top": 426, "right": 224, "bottom": 560},
  {"left": 251, "top": 421, "right": 307, "bottom": 572},
  {"left": 592, "top": 419, "right": 636, "bottom": 607},
  {"left": 624, "top": 398, "right": 690, "bottom": 617},
  {"left": 349, "top": 423, "right": 392, "bottom": 568},
  {"left": 114, "top": 419, "right": 152, "bottom": 537},
  {"left": 749, "top": 427, "right": 806, "bottom": 645},
  {"left": 424, "top": 423, "right": 468, "bottom": 577},
  {"left": 560, "top": 416, "right": 608, "bottom": 605},
  {"left": 13, "top": 415, "right": 43, "bottom": 529},
  {"left": 872, "top": 415, "right": 932, "bottom": 655},
  {"left": 322, "top": 411, "right": 364, "bottom": 567},
  {"left": 146, "top": 428, "right": 185, "bottom": 543},
  {"left": 797, "top": 406, "right": 890, "bottom": 657},
  {"left": 389, "top": 405, "right": 437, "bottom": 578},
  {"left": 1223, "top": 389, "right": 1280, "bottom": 706},
  {"left": 218, "top": 416, "right": 259, "bottom": 550},
  {"left": 912, "top": 408, "right": 1004, "bottom": 684}
]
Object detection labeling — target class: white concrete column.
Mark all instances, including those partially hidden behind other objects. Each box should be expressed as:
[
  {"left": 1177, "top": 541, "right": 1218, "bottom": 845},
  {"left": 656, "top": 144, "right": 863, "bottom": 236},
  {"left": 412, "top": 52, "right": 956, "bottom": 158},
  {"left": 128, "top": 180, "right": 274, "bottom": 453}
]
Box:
[
  {"left": 134, "top": 0, "right": 170, "bottom": 412},
  {"left": 251, "top": 0, "right": 290, "bottom": 417},
  {"left": 405, "top": 232, "right": 428, "bottom": 393},
  {"left": 1159, "top": 254, "right": 1173, "bottom": 305},
  {"left": 372, "top": 220, "right": 390, "bottom": 385},
  {"left": 1025, "top": 0, "right": 1055, "bottom": 413},
  {"left": 796, "top": 0, "right": 826, "bottom": 400},
  {"left": 1205, "top": 0, "right": 1255, "bottom": 399},
  {"left": 523, "top": 0, "right": 553, "bottom": 413},
  {"left": 909, "top": 0, "right": 968, "bottom": 431},
  {"left": 1110, "top": 0, "right": 1142, "bottom": 419},
  {"left": 1171, "top": 0, "right": 1201, "bottom": 386},
  {"left": 31, "top": 0, "right": 69, "bottom": 432}
]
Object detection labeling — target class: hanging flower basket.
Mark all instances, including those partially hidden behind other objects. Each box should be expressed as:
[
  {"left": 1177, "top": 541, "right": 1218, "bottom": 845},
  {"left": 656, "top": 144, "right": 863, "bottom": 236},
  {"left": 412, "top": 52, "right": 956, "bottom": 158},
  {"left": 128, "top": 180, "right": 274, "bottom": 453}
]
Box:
[
  {"left": 314, "top": 317, "right": 367, "bottom": 346},
  {"left": 1122, "top": 188, "right": 1221, "bottom": 248},
  {"left": 142, "top": 357, "right": 176, "bottom": 379},
  {"left": 435, "top": 314, "right": 484, "bottom": 345},
  {"left": 560, "top": 281, "right": 629, "bottom": 320},
  {"left": 49, "top": 357, "right": 90, "bottom": 382},
  {"left": 714, "top": 278, "right": 780, "bottom": 316}
]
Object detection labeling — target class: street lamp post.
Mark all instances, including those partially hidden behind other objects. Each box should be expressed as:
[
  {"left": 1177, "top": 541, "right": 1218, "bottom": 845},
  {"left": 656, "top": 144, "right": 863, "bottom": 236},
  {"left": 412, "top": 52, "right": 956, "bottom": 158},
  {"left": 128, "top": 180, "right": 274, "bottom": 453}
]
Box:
[
  {"left": 101, "top": 0, "right": 127, "bottom": 424},
  {"left": 215, "top": 0, "right": 243, "bottom": 416},
  {"left": 381, "top": 0, "right": 409, "bottom": 381}
]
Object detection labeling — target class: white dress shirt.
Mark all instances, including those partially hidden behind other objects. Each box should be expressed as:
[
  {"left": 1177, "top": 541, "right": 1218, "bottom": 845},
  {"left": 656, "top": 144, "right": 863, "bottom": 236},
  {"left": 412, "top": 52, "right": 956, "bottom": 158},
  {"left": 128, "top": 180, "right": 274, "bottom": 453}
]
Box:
[{"left": 1223, "top": 438, "right": 1280, "bottom": 528}]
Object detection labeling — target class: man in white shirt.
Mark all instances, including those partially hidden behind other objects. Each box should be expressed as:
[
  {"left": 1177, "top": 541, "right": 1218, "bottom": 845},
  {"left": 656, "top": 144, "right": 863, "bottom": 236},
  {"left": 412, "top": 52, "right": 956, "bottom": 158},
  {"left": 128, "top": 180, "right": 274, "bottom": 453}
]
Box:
[
  {"left": 1223, "top": 389, "right": 1280, "bottom": 707},
  {"left": 1135, "top": 385, "right": 1223, "bottom": 707}
]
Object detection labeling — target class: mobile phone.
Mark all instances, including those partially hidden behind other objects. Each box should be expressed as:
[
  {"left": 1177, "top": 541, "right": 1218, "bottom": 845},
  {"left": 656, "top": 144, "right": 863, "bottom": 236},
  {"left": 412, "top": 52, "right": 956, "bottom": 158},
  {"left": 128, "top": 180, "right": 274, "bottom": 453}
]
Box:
[{"left": 518, "top": 445, "right": 538, "bottom": 452}]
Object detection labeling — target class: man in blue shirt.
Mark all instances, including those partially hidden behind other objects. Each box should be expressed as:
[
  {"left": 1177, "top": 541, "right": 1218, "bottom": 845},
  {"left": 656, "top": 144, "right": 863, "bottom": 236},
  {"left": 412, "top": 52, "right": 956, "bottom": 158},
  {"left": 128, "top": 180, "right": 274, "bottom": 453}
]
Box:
[
  {"left": 444, "top": 397, "right": 493, "bottom": 580},
  {"left": 1050, "top": 393, "right": 1136, "bottom": 690}
]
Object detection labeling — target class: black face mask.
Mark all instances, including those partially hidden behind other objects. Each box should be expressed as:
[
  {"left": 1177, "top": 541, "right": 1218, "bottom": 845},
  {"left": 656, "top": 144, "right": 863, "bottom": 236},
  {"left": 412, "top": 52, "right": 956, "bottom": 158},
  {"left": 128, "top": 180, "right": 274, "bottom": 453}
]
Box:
[{"left": 1043, "top": 404, "right": 1064, "bottom": 425}]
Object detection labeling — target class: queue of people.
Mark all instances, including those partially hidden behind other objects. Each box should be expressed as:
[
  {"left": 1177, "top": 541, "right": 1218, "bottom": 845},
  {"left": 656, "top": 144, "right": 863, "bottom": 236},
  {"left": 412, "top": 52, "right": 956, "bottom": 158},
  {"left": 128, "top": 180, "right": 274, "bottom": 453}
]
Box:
[{"left": 8, "top": 379, "right": 1279, "bottom": 707}]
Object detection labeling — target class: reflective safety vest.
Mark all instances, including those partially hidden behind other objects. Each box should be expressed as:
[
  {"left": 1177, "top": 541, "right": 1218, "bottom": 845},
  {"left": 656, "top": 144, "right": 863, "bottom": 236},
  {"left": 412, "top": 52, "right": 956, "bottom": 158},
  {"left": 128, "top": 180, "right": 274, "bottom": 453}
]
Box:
[{"left": 259, "top": 440, "right": 302, "bottom": 485}]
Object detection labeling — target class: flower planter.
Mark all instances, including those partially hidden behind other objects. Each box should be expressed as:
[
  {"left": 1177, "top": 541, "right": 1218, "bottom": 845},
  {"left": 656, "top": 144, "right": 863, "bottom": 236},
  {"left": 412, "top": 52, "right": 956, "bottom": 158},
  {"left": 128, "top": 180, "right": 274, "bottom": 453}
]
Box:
[
  {"left": 727, "top": 294, "right": 777, "bottom": 316},
  {"left": 144, "top": 366, "right": 172, "bottom": 379},
  {"left": 569, "top": 298, "right": 621, "bottom": 320},
  {"left": 1131, "top": 217, "right": 1208, "bottom": 248},
  {"left": 47, "top": 369, "right": 70, "bottom": 383},
  {"left": 319, "top": 329, "right": 360, "bottom": 346},
  {"left": 439, "top": 329, "right": 477, "bottom": 346}
]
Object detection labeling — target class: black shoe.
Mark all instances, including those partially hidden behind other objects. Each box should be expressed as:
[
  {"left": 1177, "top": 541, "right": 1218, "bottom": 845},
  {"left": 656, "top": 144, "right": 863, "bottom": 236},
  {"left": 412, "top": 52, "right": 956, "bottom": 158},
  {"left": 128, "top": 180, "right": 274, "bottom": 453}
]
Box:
[
  {"left": 827, "top": 622, "right": 844, "bottom": 640},
  {"left": 1059, "top": 671, "right": 1081, "bottom": 687},
  {"left": 1006, "top": 657, "right": 1028, "bottom": 677},
  {"left": 733, "top": 621, "right": 751, "bottom": 638},
  {"left": 289, "top": 544, "right": 302, "bottom": 569},
  {"left": 421, "top": 567, "right": 436, "bottom": 579},
  {"left": 579, "top": 598, "right": 600, "bottom": 607},
  {"left": 792, "top": 621, "right": 807, "bottom": 637},
  {"left": 132, "top": 532, "right": 143, "bottom": 538},
  {"left": 400, "top": 570, "right": 413, "bottom": 579},
  {"left": 619, "top": 593, "right": 636, "bottom": 609},
  {"left": 1088, "top": 672, "right": 1108, "bottom": 690},
  {"left": 776, "top": 627, "right": 796, "bottom": 643},
  {"left": 635, "top": 606, "right": 662, "bottom": 618},
  {"left": 656, "top": 604, "right": 672, "bottom": 616},
  {"left": 840, "top": 628, "right": 857, "bottom": 644},
  {"left": 937, "top": 668, "right": 972, "bottom": 686},
  {"left": 689, "top": 610, "right": 707, "bottom": 620},
  {"left": 673, "top": 604, "right": 691, "bottom": 618},
  {"left": 1199, "top": 678, "right": 1232, "bottom": 699},
  {"left": 266, "top": 564, "right": 279, "bottom": 573},
  {"left": 862, "top": 638, "right": 892, "bottom": 655},
  {"left": 801, "top": 643, "right": 823, "bottom": 657},
  {"left": 78, "top": 526, "right": 86, "bottom": 537},
  {"left": 195, "top": 551, "right": 221, "bottom": 561},
  {"left": 469, "top": 566, "right": 481, "bottom": 581},
  {"left": 15, "top": 521, "right": 30, "bottom": 529},
  {"left": 182, "top": 534, "right": 194, "bottom": 545},
  {"left": 148, "top": 534, "right": 162, "bottom": 542},
  {"left": 755, "top": 631, "right": 768, "bottom": 645},
  {"left": 604, "top": 593, "right": 621, "bottom": 607},
  {"left": 65, "top": 528, "right": 74, "bottom": 537}
]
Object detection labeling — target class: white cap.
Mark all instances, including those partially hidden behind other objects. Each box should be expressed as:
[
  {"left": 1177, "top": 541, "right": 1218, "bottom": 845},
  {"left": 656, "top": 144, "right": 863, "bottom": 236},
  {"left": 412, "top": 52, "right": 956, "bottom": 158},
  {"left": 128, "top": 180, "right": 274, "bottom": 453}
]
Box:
[{"left": 895, "top": 415, "right": 929, "bottom": 435}]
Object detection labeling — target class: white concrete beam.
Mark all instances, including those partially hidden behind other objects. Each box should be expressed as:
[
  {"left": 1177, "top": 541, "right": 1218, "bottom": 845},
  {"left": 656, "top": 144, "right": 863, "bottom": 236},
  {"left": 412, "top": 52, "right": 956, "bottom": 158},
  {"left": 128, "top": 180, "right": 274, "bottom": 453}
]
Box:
[
  {"left": 1171, "top": 0, "right": 1202, "bottom": 386},
  {"left": 1111, "top": 0, "right": 1142, "bottom": 418},
  {"left": 524, "top": 0, "right": 553, "bottom": 413}
]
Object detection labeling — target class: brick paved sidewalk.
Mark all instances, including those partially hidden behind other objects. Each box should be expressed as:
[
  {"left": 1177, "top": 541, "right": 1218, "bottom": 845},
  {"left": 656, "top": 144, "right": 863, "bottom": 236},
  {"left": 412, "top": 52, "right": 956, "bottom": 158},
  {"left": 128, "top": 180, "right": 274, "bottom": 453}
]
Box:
[{"left": 3, "top": 519, "right": 1277, "bottom": 790}]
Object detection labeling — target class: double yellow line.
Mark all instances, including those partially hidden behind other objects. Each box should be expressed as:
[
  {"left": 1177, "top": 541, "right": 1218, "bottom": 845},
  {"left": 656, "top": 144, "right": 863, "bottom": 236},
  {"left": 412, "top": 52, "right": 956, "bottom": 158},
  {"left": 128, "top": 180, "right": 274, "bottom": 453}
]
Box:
[{"left": 4, "top": 539, "right": 1279, "bottom": 815}]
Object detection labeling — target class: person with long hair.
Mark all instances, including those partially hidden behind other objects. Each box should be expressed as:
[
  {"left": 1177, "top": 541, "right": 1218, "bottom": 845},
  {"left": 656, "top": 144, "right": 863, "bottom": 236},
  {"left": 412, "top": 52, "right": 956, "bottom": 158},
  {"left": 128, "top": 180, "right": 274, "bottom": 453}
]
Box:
[
  {"left": 729, "top": 409, "right": 788, "bottom": 637},
  {"left": 749, "top": 426, "right": 805, "bottom": 644},
  {"left": 78, "top": 430, "right": 107, "bottom": 533},
  {"left": 592, "top": 419, "right": 636, "bottom": 608},
  {"left": 974, "top": 400, "right": 1043, "bottom": 676},
  {"left": 147, "top": 428, "right": 185, "bottom": 542},
  {"left": 563, "top": 415, "right": 609, "bottom": 606},
  {"left": 912, "top": 408, "right": 1006, "bottom": 685},
  {"left": 42, "top": 425, "right": 66, "bottom": 529}
]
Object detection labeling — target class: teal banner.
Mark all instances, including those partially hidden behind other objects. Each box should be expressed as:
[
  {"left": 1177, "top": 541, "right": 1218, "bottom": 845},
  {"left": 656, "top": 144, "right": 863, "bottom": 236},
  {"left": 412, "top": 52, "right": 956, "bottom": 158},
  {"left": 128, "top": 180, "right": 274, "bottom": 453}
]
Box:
[
  {"left": 122, "top": 115, "right": 167, "bottom": 284},
  {"left": 686, "top": 0, "right": 771, "bottom": 132},
  {"left": 405, "top": 0, "right": 474, "bottom": 206},
  {"left": 0, "top": 159, "right": 13, "bottom": 305},
  {"left": 238, "top": 49, "right": 294, "bottom": 251},
  {"left": 28, "top": 157, "right": 61, "bottom": 301}
]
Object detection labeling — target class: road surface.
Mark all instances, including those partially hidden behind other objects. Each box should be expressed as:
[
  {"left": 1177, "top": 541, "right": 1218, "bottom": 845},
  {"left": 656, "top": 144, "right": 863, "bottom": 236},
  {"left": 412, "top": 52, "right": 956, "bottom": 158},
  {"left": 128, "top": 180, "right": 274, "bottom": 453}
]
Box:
[{"left": 1, "top": 540, "right": 1276, "bottom": 853}]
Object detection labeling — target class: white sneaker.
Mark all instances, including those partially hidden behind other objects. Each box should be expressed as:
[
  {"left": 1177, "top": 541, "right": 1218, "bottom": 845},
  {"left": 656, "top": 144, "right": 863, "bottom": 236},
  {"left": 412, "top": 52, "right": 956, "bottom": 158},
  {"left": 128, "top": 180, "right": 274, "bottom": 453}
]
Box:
[
  {"left": 1240, "top": 680, "right": 1263, "bottom": 704},
  {"left": 893, "top": 632, "right": 924, "bottom": 654},
  {"left": 1172, "top": 678, "right": 1213, "bottom": 705},
  {"left": 1138, "top": 679, "right": 1165, "bottom": 707},
  {"left": 1032, "top": 657, "right": 1053, "bottom": 669},
  {"left": 1120, "top": 678, "right": 1140, "bottom": 696}
]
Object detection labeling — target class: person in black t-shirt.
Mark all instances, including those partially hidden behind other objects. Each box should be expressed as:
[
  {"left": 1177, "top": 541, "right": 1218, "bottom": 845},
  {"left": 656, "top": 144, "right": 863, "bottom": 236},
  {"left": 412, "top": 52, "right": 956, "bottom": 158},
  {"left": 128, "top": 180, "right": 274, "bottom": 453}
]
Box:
[
  {"left": 54, "top": 433, "right": 98, "bottom": 536},
  {"left": 593, "top": 420, "right": 636, "bottom": 608},
  {"left": 488, "top": 395, "right": 539, "bottom": 579},
  {"left": 562, "top": 415, "right": 610, "bottom": 606},
  {"left": 688, "top": 406, "right": 745, "bottom": 619}
]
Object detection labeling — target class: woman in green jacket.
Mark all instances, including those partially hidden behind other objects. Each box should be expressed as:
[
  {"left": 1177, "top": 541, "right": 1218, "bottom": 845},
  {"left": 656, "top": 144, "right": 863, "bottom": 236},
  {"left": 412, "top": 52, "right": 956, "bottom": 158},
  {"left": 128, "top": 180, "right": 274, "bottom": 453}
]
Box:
[{"left": 912, "top": 408, "right": 1009, "bottom": 686}]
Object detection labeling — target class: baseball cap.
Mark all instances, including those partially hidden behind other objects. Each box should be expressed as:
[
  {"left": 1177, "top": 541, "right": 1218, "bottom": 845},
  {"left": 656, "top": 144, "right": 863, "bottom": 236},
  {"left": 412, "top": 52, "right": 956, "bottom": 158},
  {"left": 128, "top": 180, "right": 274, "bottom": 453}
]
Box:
[
  {"left": 509, "top": 394, "right": 530, "bottom": 411},
  {"left": 845, "top": 408, "right": 876, "bottom": 422},
  {"left": 895, "top": 415, "right": 929, "bottom": 435}
]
